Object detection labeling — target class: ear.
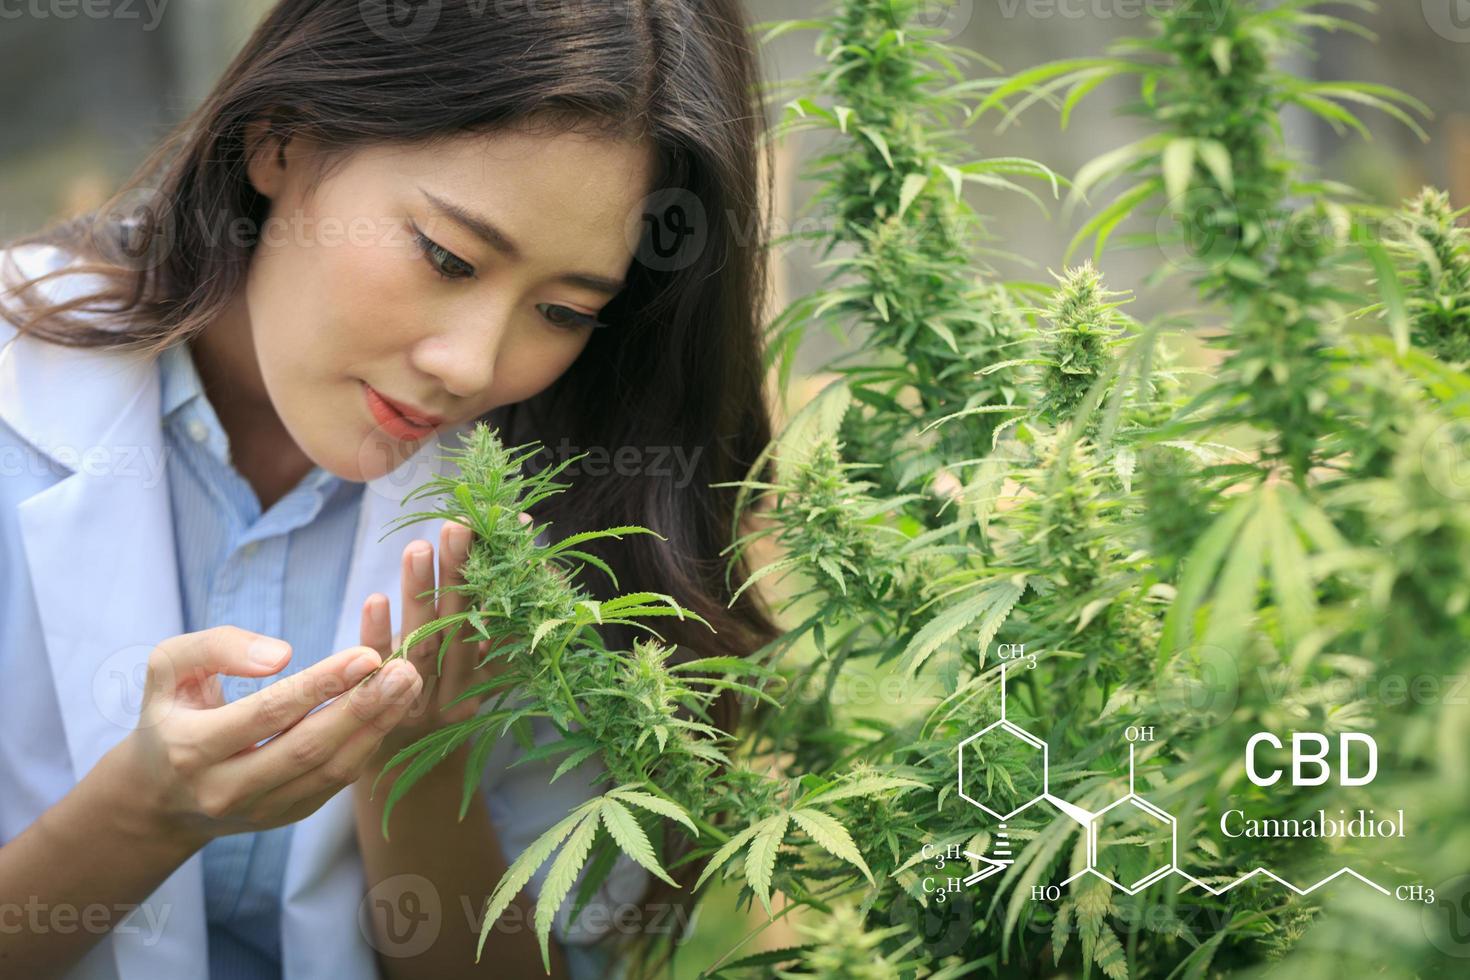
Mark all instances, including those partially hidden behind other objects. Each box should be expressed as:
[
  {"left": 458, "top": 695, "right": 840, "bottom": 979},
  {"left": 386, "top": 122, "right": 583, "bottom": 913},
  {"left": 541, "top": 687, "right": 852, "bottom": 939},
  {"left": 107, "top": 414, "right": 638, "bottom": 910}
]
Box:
[{"left": 243, "top": 115, "right": 290, "bottom": 201}]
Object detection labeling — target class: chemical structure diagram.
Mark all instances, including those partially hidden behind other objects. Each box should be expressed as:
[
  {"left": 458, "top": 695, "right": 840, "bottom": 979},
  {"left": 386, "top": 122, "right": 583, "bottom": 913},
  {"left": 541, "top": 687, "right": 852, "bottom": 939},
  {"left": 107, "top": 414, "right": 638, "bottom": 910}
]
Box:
[{"left": 920, "top": 650, "right": 1437, "bottom": 909}]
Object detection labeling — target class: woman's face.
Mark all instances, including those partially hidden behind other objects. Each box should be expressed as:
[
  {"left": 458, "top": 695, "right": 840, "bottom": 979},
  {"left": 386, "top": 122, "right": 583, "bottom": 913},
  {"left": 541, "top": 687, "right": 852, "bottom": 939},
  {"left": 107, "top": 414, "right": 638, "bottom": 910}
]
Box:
[{"left": 231, "top": 123, "right": 656, "bottom": 483}]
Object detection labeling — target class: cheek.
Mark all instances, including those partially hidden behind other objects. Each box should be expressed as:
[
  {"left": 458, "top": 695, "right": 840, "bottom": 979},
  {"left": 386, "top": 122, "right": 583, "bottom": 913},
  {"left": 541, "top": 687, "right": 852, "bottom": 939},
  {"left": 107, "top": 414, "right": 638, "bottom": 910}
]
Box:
[
  {"left": 492, "top": 332, "right": 591, "bottom": 406},
  {"left": 315, "top": 234, "right": 427, "bottom": 363}
]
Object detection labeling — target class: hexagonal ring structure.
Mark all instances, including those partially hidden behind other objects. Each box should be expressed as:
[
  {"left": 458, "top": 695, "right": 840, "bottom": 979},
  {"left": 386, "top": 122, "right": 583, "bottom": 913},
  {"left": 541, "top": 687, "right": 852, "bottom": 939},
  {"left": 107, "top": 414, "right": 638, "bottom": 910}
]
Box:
[
  {"left": 1086, "top": 795, "right": 1177, "bottom": 892},
  {"left": 957, "top": 719, "right": 1048, "bottom": 820}
]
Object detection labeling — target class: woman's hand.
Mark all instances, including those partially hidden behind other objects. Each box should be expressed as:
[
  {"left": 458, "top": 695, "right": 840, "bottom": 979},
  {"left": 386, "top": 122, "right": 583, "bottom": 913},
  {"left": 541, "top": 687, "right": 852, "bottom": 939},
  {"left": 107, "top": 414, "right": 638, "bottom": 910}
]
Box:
[
  {"left": 125, "top": 625, "right": 424, "bottom": 847},
  {"left": 356, "top": 515, "right": 529, "bottom": 779}
]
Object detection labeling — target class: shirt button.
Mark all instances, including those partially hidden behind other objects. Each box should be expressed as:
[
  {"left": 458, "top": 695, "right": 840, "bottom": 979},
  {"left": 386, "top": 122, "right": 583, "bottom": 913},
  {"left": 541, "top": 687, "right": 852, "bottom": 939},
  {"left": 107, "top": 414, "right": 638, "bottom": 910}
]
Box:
[
  {"left": 240, "top": 542, "right": 259, "bottom": 559},
  {"left": 186, "top": 419, "right": 208, "bottom": 443}
]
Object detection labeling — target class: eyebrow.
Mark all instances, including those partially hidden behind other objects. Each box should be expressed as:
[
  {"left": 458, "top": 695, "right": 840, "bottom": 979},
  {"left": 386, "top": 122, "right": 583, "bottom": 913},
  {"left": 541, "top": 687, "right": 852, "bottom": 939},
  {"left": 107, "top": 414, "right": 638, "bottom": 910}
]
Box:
[{"left": 418, "top": 187, "right": 626, "bottom": 297}]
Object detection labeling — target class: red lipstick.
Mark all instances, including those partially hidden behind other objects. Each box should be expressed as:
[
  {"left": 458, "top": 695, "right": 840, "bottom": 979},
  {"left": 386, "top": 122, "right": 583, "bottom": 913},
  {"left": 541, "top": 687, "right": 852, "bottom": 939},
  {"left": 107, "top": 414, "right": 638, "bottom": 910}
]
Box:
[{"left": 363, "top": 383, "right": 442, "bottom": 441}]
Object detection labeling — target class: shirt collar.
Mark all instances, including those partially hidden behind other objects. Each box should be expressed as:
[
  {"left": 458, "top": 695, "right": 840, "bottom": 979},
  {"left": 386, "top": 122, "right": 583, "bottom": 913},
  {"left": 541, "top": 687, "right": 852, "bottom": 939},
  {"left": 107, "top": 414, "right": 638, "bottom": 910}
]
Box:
[
  {"left": 158, "top": 340, "right": 201, "bottom": 421},
  {"left": 157, "top": 341, "right": 351, "bottom": 500}
]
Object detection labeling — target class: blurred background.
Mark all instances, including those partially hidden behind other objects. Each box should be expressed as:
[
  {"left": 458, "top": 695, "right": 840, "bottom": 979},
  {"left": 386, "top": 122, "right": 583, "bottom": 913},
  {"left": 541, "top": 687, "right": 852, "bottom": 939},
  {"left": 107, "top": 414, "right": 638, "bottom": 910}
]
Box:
[
  {"left": 3, "top": 0, "right": 1468, "bottom": 374},
  {"left": 3, "top": 1, "right": 1463, "bottom": 974}
]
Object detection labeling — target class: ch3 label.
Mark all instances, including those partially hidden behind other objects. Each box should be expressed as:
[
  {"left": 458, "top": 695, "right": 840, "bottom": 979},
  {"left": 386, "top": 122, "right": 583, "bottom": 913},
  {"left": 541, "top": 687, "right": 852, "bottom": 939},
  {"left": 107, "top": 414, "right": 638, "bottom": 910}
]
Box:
[
  {"left": 995, "top": 643, "right": 1036, "bottom": 667},
  {"left": 1245, "top": 732, "right": 1378, "bottom": 787}
]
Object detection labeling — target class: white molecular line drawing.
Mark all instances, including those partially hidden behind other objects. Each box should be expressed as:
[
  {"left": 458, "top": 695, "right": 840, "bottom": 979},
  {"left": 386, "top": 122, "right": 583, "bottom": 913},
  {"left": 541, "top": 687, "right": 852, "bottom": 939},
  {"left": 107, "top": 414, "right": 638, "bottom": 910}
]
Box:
[{"left": 953, "top": 659, "right": 1394, "bottom": 899}]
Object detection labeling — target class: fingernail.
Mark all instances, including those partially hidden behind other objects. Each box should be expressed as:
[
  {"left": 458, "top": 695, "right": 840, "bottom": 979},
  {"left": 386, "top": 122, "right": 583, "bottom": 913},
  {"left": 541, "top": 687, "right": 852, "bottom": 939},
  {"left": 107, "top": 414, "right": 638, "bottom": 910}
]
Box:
[
  {"left": 250, "top": 639, "right": 288, "bottom": 668},
  {"left": 369, "top": 595, "right": 388, "bottom": 628},
  {"left": 345, "top": 651, "right": 380, "bottom": 686},
  {"left": 411, "top": 544, "right": 432, "bottom": 580},
  {"left": 380, "top": 663, "right": 415, "bottom": 699},
  {"left": 450, "top": 522, "right": 472, "bottom": 558}
]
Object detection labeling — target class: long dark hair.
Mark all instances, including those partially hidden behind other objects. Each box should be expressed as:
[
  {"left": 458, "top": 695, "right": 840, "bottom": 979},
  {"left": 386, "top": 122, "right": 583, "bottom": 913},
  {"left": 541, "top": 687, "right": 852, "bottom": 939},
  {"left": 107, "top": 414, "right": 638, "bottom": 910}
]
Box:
[{"left": 1, "top": 0, "right": 781, "bottom": 968}]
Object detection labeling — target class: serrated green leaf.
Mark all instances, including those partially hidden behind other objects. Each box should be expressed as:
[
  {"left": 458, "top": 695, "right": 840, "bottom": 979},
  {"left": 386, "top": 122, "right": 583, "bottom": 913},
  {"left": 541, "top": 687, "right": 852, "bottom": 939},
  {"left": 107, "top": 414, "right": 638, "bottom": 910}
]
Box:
[
  {"left": 790, "top": 808, "right": 874, "bottom": 884},
  {"left": 901, "top": 577, "right": 1026, "bottom": 677},
  {"left": 532, "top": 807, "right": 601, "bottom": 971},
  {"left": 608, "top": 788, "right": 699, "bottom": 834},
  {"left": 693, "top": 819, "right": 765, "bottom": 893},
  {"left": 744, "top": 813, "right": 789, "bottom": 916},
  {"left": 601, "top": 798, "right": 678, "bottom": 887},
  {"left": 898, "top": 172, "right": 929, "bottom": 218},
  {"left": 477, "top": 804, "right": 589, "bottom": 961}
]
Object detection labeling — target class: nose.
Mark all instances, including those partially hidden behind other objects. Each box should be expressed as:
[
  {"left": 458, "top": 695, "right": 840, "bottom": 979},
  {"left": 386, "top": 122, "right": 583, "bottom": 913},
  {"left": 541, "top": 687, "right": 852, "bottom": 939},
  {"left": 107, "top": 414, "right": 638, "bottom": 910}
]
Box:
[{"left": 412, "top": 306, "right": 507, "bottom": 400}]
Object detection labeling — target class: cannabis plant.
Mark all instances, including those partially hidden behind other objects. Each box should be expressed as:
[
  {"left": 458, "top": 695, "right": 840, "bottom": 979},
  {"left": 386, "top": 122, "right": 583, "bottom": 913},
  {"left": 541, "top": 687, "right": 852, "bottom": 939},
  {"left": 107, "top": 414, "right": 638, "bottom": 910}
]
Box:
[{"left": 374, "top": 2, "right": 1470, "bottom": 978}]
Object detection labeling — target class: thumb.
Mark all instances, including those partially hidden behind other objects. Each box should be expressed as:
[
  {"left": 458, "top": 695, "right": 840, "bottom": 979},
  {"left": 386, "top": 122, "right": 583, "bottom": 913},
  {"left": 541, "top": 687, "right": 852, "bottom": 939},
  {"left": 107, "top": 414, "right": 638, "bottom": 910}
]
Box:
[{"left": 148, "top": 626, "right": 292, "bottom": 709}]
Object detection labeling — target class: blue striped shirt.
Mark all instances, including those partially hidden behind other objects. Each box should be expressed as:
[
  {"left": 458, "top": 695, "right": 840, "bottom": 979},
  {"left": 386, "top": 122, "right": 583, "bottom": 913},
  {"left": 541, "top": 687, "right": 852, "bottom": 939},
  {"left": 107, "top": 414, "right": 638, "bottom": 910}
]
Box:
[
  {"left": 154, "top": 337, "right": 631, "bottom": 980},
  {"left": 158, "top": 339, "right": 364, "bottom": 980}
]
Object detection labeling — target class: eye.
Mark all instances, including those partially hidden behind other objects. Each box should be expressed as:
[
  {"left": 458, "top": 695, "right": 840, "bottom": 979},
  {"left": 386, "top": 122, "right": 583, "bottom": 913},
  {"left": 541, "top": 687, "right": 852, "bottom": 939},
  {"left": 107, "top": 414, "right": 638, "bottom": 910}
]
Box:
[
  {"left": 537, "top": 303, "right": 608, "bottom": 331},
  {"left": 411, "top": 225, "right": 475, "bottom": 280}
]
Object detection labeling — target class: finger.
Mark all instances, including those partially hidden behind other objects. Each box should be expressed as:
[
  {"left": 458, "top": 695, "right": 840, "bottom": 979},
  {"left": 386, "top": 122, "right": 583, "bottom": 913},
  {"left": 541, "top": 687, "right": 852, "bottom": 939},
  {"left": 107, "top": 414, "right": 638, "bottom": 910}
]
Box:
[
  {"left": 361, "top": 593, "right": 393, "bottom": 660},
  {"left": 251, "top": 671, "right": 424, "bottom": 813},
  {"left": 400, "top": 539, "right": 438, "bottom": 673},
  {"left": 437, "top": 519, "right": 477, "bottom": 688},
  {"left": 206, "top": 659, "right": 423, "bottom": 801},
  {"left": 397, "top": 540, "right": 441, "bottom": 727},
  {"left": 148, "top": 626, "right": 292, "bottom": 712},
  {"left": 184, "top": 644, "right": 383, "bottom": 762}
]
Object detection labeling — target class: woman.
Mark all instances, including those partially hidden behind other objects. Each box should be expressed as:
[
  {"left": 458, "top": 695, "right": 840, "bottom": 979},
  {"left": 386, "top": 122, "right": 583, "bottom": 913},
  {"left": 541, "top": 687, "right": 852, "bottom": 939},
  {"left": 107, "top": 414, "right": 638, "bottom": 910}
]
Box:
[{"left": 0, "top": 1, "right": 781, "bottom": 977}]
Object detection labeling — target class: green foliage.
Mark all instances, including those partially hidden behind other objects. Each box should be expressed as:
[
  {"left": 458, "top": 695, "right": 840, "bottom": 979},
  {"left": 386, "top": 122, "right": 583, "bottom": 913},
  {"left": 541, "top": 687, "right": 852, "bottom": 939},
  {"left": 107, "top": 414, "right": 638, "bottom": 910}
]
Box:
[
  {"left": 1386, "top": 187, "right": 1470, "bottom": 365},
  {"left": 380, "top": 1, "right": 1470, "bottom": 977}
]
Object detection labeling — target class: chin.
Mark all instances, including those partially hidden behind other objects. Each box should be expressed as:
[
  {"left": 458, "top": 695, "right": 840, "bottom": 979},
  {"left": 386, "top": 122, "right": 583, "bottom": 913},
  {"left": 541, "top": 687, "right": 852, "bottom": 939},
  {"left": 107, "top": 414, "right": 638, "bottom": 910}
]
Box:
[{"left": 353, "top": 428, "right": 429, "bottom": 483}]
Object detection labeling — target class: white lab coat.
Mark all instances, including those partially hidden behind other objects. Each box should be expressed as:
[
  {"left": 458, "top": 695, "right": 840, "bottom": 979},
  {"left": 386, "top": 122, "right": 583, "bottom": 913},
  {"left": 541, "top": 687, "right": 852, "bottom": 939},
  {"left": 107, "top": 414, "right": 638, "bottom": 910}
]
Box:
[{"left": 0, "top": 243, "right": 643, "bottom": 979}]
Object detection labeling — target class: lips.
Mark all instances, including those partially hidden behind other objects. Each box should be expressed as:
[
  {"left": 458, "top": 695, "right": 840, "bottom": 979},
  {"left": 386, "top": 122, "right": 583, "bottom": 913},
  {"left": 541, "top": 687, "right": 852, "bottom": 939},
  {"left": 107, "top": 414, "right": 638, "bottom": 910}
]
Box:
[{"left": 363, "top": 383, "right": 444, "bottom": 442}]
